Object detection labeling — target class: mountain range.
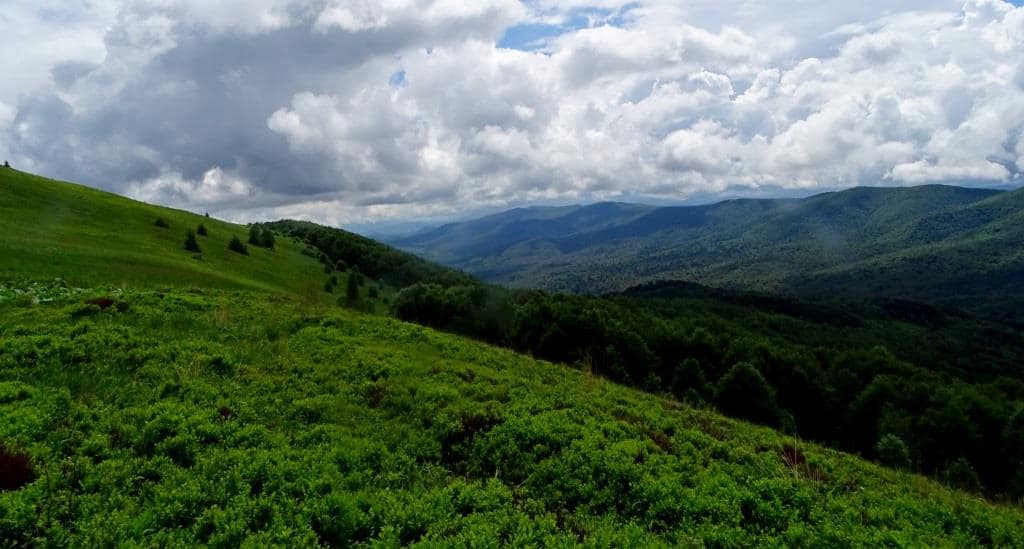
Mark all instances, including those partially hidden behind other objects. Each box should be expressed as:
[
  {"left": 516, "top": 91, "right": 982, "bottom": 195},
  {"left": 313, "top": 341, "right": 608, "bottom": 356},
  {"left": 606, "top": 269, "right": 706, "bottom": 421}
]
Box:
[{"left": 390, "top": 184, "right": 1024, "bottom": 320}]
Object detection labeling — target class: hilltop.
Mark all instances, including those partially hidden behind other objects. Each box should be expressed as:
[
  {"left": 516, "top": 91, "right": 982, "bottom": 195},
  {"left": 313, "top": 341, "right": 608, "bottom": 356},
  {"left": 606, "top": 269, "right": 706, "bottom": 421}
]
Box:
[{"left": 0, "top": 169, "right": 324, "bottom": 293}]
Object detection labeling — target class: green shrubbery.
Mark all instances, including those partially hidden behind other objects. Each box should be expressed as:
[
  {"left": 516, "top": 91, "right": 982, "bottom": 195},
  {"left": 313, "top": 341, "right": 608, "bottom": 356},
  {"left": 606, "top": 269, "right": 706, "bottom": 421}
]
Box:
[
  {"left": 184, "top": 229, "right": 201, "bottom": 253},
  {"left": 0, "top": 289, "right": 1021, "bottom": 545},
  {"left": 876, "top": 434, "right": 911, "bottom": 469},
  {"left": 248, "top": 224, "right": 275, "bottom": 250},
  {"left": 227, "top": 236, "right": 248, "bottom": 255}
]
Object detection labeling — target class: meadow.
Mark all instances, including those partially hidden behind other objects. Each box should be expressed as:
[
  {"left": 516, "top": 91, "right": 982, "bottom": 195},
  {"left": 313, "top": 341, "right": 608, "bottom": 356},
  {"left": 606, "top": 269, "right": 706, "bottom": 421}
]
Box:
[{"left": 2, "top": 285, "right": 1022, "bottom": 546}]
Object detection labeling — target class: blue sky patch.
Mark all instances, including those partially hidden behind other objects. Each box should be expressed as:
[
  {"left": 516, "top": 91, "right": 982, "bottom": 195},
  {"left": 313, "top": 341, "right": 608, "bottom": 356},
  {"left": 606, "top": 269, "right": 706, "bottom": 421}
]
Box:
[{"left": 499, "top": 4, "right": 639, "bottom": 51}]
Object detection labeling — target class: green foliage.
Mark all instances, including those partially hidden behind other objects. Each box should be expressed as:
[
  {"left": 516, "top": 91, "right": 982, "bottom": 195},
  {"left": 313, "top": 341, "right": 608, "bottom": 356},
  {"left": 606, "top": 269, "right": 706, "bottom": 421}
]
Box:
[
  {"left": 715, "top": 362, "right": 781, "bottom": 427},
  {"left": 345, "top": 271, "right": 360, "bottom": 303},
  {"left": 876, "top": 434, "right": 911, "bottom": 470},
  {"left": 266, "top": 219, "right": 475, "bottom": 288},
  {"left": 942, "top": 458, "right": 983, "bottom": 493},
  {"left": 0, "top": 288, "right": 1021, "bottom": 545},
  {"left": 248, "top": 224, "right": 275, "bottom": 249},
  {"left": 287, "top": 219, "right": 1024, "bottom": 497},
  {"left": 227, "top": 236, "right": 248, "bottom": 255},
  {"left": 154, "top": 217, "right": 170, "bottom": 228},
  {"left": 184, "top": 229, "right": 201, "bottom": 253},
  {"left": 392, "top": 186, "right": 1024, "bottom": 320},
  {"left": 196, "top": 223, "right": 208, "bottom": 236}
]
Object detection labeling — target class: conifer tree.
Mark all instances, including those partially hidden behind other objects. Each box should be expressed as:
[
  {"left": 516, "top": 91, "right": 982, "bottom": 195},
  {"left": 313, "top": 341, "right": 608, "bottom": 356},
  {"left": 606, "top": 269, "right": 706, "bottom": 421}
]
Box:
[
  {"left": 228, "top": 235, "right": 248, "bottom": 255},
  {"left": 184, "top": 230, "right": 201, "bottom": 253}
]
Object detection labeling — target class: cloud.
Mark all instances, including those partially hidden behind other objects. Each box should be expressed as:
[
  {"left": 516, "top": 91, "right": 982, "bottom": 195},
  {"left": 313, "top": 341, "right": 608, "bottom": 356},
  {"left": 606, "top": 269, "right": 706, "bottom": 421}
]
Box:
[
  {"left": 2, "top": 0, "right": 1024, "bottom": 225},
  {"left": 125, "top": 167, "right": 255, "bottom": 209}
]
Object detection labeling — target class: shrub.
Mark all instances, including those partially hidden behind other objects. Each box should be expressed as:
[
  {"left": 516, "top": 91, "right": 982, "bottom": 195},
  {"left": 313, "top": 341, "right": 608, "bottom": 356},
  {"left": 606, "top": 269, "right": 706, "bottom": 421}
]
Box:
[
  {"left": 248, "top": 224, "right": 275, "bottom": 249},
  {"left": 715, "top": 362, "right": 781, "bottom": 426},
  {"left": 196, "top": 223, "right": 208, "bottom": 236},
  {"left": 13, "top": 293, "right": 35, "bottom": 308},
  {"left": 154, "top": 217, "right": 170, "bottom": 228},
  {"left": 346, "top": 274, "right": 360, "bottom": 303},
  {"left": 184, "top": 230, "right": 201, "bottom": 253},
  {"left": 259, "top": 229, "right": 275, "bottom": 249},
  {"left": 942, "top": 458, "right": 982, "bottom": 493},
  {"left": 875, "top": 434, "right": 911, "bottom": 469},
  {"left": 228, "top": 236, "right": 248, "bottom": 255},
  {"left": 671, "top": 358, "right": 709, "bottom": 400},
  {"left": 248, "top": 224, "right": 261, "bottom": 245}
]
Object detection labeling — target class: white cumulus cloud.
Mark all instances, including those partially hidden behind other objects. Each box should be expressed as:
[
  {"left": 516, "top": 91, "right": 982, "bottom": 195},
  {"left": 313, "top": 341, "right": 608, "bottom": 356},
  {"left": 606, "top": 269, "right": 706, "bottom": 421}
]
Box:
[{"left": 1, "top": 0, "right": 1023, "bottom": 224}]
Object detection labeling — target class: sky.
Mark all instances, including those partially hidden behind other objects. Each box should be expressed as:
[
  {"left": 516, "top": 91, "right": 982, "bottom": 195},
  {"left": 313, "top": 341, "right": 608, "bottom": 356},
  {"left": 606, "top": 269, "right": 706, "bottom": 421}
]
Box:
[{"left": 2, "top": 0, "right": 1024, "bottom": 227}]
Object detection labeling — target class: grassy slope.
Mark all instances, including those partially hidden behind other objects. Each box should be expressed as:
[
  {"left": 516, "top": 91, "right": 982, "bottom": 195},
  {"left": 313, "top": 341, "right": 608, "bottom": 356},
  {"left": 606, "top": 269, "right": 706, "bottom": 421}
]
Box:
[
  {"left": 0, "top": 169, "right": 324, "bottom": 293},
  {"left": 1, "top": 287, "right": 1022, "bottom": 546}
]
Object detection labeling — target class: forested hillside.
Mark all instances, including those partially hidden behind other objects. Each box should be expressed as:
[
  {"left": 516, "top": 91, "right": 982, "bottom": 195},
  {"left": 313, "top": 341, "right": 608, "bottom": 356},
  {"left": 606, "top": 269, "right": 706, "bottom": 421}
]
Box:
[
  {"left": 390, "top": 185, "right": 1024, "bottom": 320},
  {"left": 281, "top": 220, "right": 1024, "bottom": 500}
]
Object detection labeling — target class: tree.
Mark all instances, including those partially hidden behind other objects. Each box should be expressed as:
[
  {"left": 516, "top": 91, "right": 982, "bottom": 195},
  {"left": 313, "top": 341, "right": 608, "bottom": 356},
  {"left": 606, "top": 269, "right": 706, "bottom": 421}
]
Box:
[
  {"left": 3, "top": 160, "right": 9, "bottom": 168},
  {"left": 875, "top": 434, "right": 911, "bottom": 469},
  {"left": 248, "top": 224, "right": 262, "bottom": 246},
  {"left": 184, "top": 230, "right": 201, "bottom": 253},
  {"left": 196, "top": 223, "right": 208, "bottom": 236},
  {"left": 346, "top": 273, "right": 361, "bottom": 303},
  {"left": 942, "top": 458, "right": 982, "bottom": 493},
  {"left": 228, "top": 235, "right": 248, "bottom": 255},
  {"left": 671, "top": 358, "right": 710, "bottom": 400},
  {"left": 1004, "top": 407, "right": 1024, "bottom": 499},
  {"left": 154, "top": 217, "right": 170, "bottom": 228},
  {"left": 259, "top": 228, "right": 275, "bottom": 249},
  {"left": 715, "top": 362, "right": 781, "bottom": 426}
]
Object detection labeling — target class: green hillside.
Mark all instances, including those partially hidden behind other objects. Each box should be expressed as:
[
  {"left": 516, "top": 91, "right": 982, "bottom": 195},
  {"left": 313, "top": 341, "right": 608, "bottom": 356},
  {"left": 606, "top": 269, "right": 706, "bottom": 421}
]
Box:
[
  {"left": 2, "top": 169, "right": 1024, "bottom": 544},
  {"left": 0, "top": 169, "right": 324, "bottom": 293},
  {"left": 2, "top": 287, "right": 1022, "bottom": 545},
  {"left": 390, "top": 185, "right": 1024, "bottom": 319}
]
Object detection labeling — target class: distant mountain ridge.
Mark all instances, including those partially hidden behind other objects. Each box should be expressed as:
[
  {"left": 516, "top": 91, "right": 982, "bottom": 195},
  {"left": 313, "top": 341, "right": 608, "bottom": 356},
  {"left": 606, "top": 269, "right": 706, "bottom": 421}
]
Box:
[{"left": 390, "top": 184, "right": 1024, "bottom": 320}]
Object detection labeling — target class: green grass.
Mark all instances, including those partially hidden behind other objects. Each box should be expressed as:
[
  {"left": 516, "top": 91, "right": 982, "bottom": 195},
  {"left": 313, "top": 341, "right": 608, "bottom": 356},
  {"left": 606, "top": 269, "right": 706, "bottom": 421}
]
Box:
[
  {"left": 0, "top": 169, "right": 325, "bottom": 294},
  {"left": 1, "top": 286, "right": 1022, "bottom": 546}
]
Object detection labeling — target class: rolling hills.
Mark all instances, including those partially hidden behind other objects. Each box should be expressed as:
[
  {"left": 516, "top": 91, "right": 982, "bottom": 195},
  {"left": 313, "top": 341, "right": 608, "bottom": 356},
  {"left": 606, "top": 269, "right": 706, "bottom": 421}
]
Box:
[
  {"left": 2, "top": 168, "right": 1024, "bottom": 544},
  {"left": 390, "top": 185, "right": 1024, "bottom": 320}
]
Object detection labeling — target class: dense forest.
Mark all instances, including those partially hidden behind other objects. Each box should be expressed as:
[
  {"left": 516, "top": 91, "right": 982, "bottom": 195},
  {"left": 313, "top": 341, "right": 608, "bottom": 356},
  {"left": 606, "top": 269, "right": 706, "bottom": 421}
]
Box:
[
  {"left": 274, "top": 220, "right": 1024, "bottom": 501},
  {"left": 390, "top": 185, "right": 1024, "bottom": 321}
]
